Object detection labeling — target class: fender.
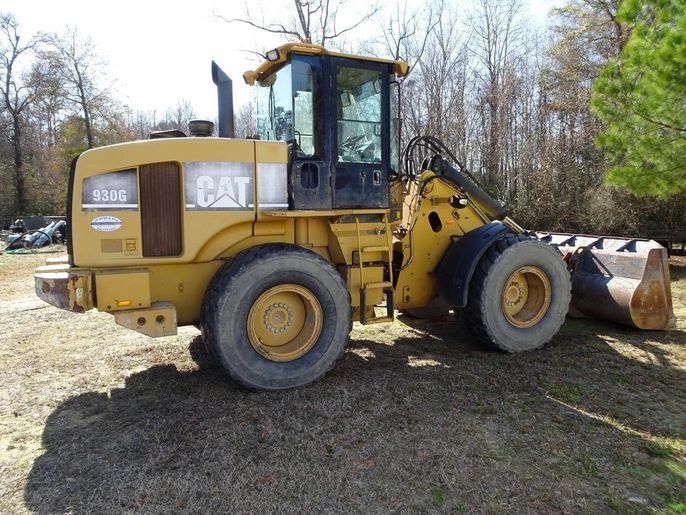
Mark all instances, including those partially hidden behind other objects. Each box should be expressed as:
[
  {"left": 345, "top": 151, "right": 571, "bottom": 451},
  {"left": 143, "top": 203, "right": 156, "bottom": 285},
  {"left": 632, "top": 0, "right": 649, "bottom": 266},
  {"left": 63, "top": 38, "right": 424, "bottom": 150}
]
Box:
[
  {"left": 437, "top": 221, "right": 509, "bottom": 307},
  {"left": 66, "top": 154, "right": 80, "bottom": 266}
]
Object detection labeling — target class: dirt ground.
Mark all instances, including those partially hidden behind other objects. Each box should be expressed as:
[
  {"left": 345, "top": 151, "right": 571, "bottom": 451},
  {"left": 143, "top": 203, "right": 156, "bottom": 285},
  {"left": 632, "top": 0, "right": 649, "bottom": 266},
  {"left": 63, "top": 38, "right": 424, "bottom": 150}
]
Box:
[{"left": 0, "top": 248, "right": 684, "bottom": 513}]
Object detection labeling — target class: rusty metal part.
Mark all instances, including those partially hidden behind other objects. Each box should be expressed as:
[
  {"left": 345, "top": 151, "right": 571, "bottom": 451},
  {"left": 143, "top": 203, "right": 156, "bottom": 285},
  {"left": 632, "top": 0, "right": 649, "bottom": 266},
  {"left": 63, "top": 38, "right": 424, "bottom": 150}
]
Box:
[
  {"left": 34, "top": 264, "right": 93, "bottom": 313},
  {"left": 114, "top": 302, "right": 177, "bottom": 337},
  {"left": 537, "top": 233, "right": 676, "bottom": 330}
]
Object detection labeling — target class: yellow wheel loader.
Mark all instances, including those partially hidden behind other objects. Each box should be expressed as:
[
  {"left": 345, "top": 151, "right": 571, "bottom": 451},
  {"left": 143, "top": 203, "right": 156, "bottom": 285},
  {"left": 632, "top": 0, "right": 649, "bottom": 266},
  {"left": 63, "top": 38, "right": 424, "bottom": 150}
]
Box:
[{"left": 34, "top": 43, "right": 676, "bottom": 390}]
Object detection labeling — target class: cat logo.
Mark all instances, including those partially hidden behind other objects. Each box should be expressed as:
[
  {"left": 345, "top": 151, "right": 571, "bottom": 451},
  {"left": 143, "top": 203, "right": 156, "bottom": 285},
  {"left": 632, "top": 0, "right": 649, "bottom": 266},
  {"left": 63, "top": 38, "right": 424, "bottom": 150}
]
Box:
[
  {"left": 184, "top": 161, "right": 288, "bottom": 211},
  {"left": 196, "top": 175, "right": 251, "bottom": 208},
  {"left": 184, "top": 161, "right": 254, "bottom": 211}
]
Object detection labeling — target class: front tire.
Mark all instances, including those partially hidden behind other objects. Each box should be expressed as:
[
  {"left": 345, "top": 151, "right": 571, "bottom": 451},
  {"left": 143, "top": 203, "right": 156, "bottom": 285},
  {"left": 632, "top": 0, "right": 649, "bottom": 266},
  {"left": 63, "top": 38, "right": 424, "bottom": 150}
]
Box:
[
  {"left": 201, "top": 244, "right": 352, "bottom": 390},
  {"left": 464, "top": 235, "right": 571, "bottom": 352}
]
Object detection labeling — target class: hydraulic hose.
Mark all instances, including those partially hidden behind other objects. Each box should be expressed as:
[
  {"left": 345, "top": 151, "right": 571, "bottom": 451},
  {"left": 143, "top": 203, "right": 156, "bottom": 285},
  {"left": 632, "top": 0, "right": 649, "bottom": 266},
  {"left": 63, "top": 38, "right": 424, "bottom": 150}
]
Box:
[{"left": 428, "top": 154, "right": 508, "bottom": 221}]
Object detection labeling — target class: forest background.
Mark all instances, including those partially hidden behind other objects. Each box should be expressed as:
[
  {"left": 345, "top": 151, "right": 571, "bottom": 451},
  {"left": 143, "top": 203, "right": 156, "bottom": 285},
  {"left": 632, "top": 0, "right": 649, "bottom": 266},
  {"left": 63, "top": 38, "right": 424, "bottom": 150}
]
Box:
[{"left": 1, "top": 0, "right": 685, "bottom": 239}]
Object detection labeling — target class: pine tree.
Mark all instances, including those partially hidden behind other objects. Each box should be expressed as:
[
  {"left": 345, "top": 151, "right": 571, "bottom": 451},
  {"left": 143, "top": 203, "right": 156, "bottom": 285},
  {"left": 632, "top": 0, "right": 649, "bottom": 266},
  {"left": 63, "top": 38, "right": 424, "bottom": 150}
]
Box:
[{"left": 591, "top": 0, "right": 686, "bottom": 198}]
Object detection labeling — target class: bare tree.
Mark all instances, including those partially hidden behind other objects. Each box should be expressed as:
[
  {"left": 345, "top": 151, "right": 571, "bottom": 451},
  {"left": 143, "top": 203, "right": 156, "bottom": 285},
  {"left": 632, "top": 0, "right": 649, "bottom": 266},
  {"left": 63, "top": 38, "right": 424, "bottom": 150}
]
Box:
[
  {"left": 469, "top": 0, "right": 524, "bottom": 191},
  {"left": 159, "top": 99, "right": 196, "bottom": 132},
  {"left": 127, "top": 108, "right": 158, "bottom": 140},
  {"left": 42, "top": 27, "right": 108, "bottom": 149},
  {"left": 125, "top": 100, "right": 196, "bottom": 137},
  {"left": 216, "top": 0, "right": 380, "bottom": 48},
  {"left": 380, "top": 0, "right": 438, "bottom": 74},
  {"left": 0, "top": 13, "right": 38, "bottom": 214},
  {"left": 29, "top": 59, "right": 64, "bottom": 148},
  {"left": 402, "top": 3, "right": 470, "bottom": 151},
  {"left": 234, "top": 101, "right": 257, "bottom": 139}
]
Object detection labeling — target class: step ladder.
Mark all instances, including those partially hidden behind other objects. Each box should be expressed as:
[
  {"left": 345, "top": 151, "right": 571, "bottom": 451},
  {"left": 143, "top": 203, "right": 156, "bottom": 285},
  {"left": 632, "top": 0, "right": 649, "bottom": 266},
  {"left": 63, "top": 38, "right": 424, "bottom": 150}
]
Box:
[{"left": 354, "top": 214, "right": 394, "bottom": 325}]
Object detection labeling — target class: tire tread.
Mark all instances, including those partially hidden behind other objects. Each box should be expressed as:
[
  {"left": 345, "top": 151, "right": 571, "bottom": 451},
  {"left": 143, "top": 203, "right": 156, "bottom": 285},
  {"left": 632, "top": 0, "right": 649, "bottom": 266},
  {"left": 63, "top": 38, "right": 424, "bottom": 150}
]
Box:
[
  {"left": 464, "top": 234, "right": 571, "bottom": 352},
  {"left": 200, "top": 244, "right": 351, "bottom": 390}
]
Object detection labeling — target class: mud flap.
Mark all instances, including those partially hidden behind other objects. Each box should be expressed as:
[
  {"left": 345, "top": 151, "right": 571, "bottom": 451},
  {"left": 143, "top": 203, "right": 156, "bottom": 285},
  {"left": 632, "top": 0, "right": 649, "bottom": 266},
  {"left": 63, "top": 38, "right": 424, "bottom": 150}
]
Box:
[{"left": 537, "top": 234, "right": 676, "bottom": 330}]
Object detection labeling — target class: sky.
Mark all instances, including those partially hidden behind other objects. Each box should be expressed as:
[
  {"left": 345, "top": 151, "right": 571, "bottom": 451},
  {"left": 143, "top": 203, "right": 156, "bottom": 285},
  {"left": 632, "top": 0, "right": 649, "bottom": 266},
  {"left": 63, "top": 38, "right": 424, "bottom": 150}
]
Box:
[{"left": 3, "top": 0, "right": 563, "bottom": 121}]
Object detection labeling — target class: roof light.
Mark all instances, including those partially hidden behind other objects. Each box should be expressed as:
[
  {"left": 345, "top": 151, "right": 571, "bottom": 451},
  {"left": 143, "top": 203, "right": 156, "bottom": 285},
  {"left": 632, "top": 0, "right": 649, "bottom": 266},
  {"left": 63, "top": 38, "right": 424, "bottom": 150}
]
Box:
[{"left": 266, "top": 49, "right": 280, "bottom": 62}]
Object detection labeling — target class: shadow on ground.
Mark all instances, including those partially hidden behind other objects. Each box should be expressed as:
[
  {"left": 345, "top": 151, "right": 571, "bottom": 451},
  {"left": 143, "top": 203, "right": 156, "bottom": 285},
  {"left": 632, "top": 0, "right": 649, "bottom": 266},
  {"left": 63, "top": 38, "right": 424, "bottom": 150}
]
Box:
[{"left": 24, "top": 310, "right": 686, "bottom": 512}]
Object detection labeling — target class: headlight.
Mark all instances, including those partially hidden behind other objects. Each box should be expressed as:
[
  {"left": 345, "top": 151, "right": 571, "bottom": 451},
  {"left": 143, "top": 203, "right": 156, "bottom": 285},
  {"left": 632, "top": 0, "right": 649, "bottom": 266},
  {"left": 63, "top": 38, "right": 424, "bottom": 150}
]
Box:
[{"left": 266, "top": 49, "right": 280, "bottom": 62}]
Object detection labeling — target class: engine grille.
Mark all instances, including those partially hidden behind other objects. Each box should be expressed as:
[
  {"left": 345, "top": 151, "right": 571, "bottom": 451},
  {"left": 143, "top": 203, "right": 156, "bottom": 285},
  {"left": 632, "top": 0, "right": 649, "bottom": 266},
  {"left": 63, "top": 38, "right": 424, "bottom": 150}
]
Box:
[{"left": 139, "top": 162, "right": 182, "bottom": 257}]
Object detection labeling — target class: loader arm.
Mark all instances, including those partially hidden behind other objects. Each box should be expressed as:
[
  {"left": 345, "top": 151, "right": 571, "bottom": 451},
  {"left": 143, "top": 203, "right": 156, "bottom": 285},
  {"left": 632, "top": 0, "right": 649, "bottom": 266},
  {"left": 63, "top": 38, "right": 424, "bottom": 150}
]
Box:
[{"left": 394, "top": 144, "right": 675, "bottom": 331}]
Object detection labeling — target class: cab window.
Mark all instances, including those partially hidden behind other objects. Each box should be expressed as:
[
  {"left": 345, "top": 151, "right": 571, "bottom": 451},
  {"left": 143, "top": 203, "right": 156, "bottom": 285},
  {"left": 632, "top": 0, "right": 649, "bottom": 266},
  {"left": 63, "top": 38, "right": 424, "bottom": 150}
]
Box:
[
  {"left": 256, "top": 55, "right": 320, "bottom": 158},
  {"left": 257, "top": 65, "right": 292, "bottom": 143},
  {"left": 336, "top": 67, "right": 383, "bottom": 163}
]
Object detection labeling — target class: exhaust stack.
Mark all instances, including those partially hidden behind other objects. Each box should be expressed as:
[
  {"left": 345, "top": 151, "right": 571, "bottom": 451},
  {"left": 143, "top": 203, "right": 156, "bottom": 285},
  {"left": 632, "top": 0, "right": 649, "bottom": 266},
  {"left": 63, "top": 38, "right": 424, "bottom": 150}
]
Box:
[{"left": 212, "top": 61, "right": 235, "bottom": 138}]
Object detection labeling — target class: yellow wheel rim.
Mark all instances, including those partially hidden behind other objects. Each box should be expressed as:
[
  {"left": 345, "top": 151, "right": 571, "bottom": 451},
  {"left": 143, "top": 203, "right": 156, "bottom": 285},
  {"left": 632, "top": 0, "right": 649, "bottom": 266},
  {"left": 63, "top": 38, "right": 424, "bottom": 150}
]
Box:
[
  {"left": 501, "top": 266, "right": 552, "bottom": 329},
  {"left": 247, "top": 284, "right": 323, "bottom": 362}
]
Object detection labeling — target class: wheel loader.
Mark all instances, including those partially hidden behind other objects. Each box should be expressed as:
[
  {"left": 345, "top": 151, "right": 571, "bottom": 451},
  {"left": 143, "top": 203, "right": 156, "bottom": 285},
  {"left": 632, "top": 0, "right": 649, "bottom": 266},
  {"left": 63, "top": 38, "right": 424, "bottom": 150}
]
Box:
[{"left": 34, "top": 43, "right": 676, "bottom": 390}]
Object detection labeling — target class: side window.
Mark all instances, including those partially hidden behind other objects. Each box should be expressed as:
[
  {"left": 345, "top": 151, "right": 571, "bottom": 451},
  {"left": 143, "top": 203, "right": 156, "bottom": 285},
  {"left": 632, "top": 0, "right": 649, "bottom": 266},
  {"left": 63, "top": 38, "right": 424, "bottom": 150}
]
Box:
[
  {"left": 257, "top": 65, "right": 293, "bottom": 143},
  {"left": 255, "top": 55, "right": 321, "bottom": 159},
  {"left": 82, "top": 169, "right": 138, "bottom": 210},
  {"left": 292, "top": 57, "right": 318, "bottom": 158},
  {"left": 336, "top": 67, "right": 382, "bottom": 164},
  {"left": 390, "top": 78, "right": 400, "bottom": 174}
]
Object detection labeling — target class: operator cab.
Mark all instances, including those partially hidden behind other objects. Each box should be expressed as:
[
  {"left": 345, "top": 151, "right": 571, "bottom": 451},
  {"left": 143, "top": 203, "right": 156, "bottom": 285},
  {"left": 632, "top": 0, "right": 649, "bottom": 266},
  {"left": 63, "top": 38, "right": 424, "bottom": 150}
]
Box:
[{"left": 243, "top": 44, "right": 408, "bottom": 210}]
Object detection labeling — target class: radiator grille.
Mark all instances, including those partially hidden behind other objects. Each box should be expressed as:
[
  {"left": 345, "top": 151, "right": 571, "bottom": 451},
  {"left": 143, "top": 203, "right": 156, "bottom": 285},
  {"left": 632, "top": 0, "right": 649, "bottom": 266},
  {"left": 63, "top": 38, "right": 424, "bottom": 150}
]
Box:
[{"left": 140, "top": 162, "right": 182, "bottom": 257}]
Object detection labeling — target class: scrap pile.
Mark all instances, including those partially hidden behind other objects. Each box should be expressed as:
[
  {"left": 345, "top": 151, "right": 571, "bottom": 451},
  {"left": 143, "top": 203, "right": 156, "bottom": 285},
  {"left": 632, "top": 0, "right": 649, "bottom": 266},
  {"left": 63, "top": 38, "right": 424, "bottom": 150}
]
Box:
[{"left": 1, "top": 216, "right": 67, "bottom": 254}]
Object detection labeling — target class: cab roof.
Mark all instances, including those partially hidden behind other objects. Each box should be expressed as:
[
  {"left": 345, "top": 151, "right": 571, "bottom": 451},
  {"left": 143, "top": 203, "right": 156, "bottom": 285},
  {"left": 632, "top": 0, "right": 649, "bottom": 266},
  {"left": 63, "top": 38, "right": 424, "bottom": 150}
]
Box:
[{"left": 242, "top": 42, "right": 409, "bottom": 85}]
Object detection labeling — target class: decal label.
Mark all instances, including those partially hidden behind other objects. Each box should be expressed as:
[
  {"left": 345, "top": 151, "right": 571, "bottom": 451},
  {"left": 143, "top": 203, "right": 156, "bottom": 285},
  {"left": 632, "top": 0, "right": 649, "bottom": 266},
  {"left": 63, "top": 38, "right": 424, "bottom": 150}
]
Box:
[
  {"left": 184, "top": 162, "right": 253, "bottom": 210},
  {"left": 82, "top": 169, "right": 138, "bottom": 211},
  {"left": 90, "top": 216, "right": 122, "bottom": 232},
  {"left": 257, "top": 163, "right": 288, "bottom": 209},
  {"left": 184, "top": 161, "right": 288, "bottom": 211}
]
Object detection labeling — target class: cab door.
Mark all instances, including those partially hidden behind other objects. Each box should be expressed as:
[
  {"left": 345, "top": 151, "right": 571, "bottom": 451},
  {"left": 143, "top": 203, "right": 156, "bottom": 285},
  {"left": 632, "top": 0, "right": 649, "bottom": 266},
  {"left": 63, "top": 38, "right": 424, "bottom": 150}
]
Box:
[{"left": 331, "top": 58, "right": 390, "bottom": 209}]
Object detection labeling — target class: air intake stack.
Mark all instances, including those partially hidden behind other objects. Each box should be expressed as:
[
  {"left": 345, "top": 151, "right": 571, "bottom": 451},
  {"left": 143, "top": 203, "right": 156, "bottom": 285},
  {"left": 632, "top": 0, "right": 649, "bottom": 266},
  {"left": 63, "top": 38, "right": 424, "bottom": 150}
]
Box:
[{"left": 211, "top": 61, "right": 235, "bottom": 138}]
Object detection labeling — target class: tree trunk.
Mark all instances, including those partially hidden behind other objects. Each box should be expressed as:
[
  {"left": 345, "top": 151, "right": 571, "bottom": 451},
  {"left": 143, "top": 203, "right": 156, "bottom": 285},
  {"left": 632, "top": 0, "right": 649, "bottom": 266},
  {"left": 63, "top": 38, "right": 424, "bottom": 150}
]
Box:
[
  {"left": 11, "top": 114, "right": 26, "bottom": 214},
  {"left": 82, "top": 101, "right": 94, "bottom": 149},
  {"left": 486, "top": 86, "right": 499, "bottom": 190},
  {"left": 75, "top": 67, "right": 94, "bottom": 148}
]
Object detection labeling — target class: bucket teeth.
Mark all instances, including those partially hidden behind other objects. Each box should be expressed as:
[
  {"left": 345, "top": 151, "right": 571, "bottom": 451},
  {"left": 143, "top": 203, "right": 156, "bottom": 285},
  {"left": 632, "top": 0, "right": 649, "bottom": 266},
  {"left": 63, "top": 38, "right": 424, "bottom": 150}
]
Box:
[{"left": 536, "top": 233, "right": 676, "bottom": 330}]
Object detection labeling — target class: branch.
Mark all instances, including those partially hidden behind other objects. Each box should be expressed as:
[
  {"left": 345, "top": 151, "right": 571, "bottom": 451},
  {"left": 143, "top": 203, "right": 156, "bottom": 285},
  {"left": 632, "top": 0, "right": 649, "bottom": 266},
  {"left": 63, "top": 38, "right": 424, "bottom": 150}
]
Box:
[
  {"left": 215, "top": 13, "right": 304, "bottom": 40},
  {"left": 239, "top": 48, "right": 267, "bottom": 60},
  {"left": 633, "top": 110, "right": 686, "bottom": 133},
  {"left": 321, "top": 4, "right": 380, "bottom": 44},
  {"left": 293, "top": 0, "right": 311, "bottom": 42}
]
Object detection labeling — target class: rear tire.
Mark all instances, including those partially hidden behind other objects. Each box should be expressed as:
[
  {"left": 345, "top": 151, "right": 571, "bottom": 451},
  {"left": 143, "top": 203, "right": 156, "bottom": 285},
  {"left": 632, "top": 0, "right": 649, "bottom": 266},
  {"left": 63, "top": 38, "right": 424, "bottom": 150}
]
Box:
[
  {"left": 201, "top": 244, "right": 352, "bottom": 390},
  {"left": 464, "top": 235, "right": 570, "bottom": 352}
]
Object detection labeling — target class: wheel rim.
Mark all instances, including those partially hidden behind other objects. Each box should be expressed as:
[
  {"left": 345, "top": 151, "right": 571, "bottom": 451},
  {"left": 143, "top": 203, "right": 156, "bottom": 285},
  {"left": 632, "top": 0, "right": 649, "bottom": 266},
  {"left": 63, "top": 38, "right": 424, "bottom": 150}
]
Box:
[
  {"left": 247, "top": 284, "right": 323, "bottom": 362},
  {"left": 501, "top": 266, "right": 552, "bottom": 328}
]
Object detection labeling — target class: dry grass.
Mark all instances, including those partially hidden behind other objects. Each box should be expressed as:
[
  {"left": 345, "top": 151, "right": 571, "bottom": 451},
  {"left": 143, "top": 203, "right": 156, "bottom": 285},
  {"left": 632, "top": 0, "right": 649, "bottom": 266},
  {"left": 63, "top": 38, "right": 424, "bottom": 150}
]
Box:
[{"left": 1, "top": 249, "right": 685, "bottom": 513}]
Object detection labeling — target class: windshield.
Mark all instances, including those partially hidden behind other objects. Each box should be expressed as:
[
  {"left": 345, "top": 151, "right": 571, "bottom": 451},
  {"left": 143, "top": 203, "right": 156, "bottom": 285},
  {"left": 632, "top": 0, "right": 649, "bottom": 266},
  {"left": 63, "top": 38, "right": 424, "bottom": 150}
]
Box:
[{"left": 256, "top": 55, "right": 319, "bottom": 158}]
